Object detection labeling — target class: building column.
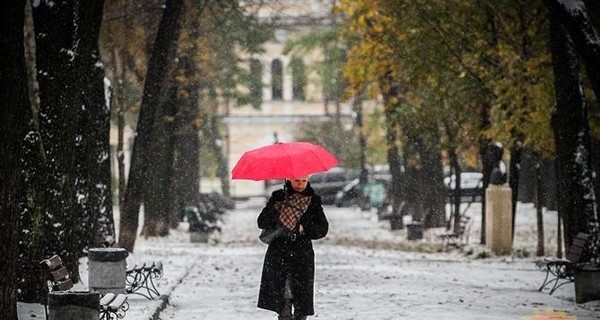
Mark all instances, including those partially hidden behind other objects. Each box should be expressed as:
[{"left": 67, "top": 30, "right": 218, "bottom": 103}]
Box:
[{"left": 282, "top": 56, "right": 293, "bottom": 101}]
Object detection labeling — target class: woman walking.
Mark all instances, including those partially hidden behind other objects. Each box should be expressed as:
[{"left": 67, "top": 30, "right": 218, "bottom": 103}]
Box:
[{"left": 257, "top": 176, "right": 329, "bottom": 320}]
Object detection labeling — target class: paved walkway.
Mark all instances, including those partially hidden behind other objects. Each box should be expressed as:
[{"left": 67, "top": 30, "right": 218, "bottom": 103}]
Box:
[{"left": 19, "top": 199, "right": 600, "bottom": 319}]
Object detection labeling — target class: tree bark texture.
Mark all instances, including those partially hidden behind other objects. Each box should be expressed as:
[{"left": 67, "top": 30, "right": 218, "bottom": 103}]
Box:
[
  {"left": 509, "top": 142, "right": 522, "bottom": 242},
  {"left": 172, "top": 55, "right": 200, "bottom": 226},
  {"left": 143, "top": 84, "right": 178, "bottom": 237},
  {"left": 546, "top": 0, "right": 600, "bottom": 100},
  {"left": 447, "top": 148, "right": 462, "bottom": 232},
  {"left": 78, "top": 0, "right": 113, "bottom": 247},
  {"left": 381, "top": 72, "right": 405, "bottom": 226},
  {"left": 547, "top": 2, "right": 599, "bottom": 263},
  {"left": 402, "top": 133, "right": 445, "bottom": 228},
  {"left": 0, "top": 0, "right": 29, "bottom": 317},
  {"left": 383, "top": 101, "right": 403, "bottom": 228},
  {"left": 120, "top": 0, "right": 184, "bottom": 250},
  {"left": 33, "top": 0, "right": 109, "bottom": 276},
  {"left": 478, "top": 103, "right": 492, "bottom": 245},
  {"left": 33, "top": 0, "right": 85, "bottom": 283},
  {"left": 535, "top": 158, "right": 545, "bottom": 257},
  {"left": 60, "top": 0, "right": 112, "bottom": 248}
]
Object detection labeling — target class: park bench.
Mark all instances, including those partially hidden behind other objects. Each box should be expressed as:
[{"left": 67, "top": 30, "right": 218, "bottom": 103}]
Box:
[
  {"left": 40, "top": 254, "right": 129, "bottom": 320},
  {"left": 536, "top": 232, "right": 590, "bottom": 295},
  {"left": 125, "top": 261, "right": 163, "bottom": 300},
  {"left": 437, "top": 215, "right": 472, "bottom": 248}
]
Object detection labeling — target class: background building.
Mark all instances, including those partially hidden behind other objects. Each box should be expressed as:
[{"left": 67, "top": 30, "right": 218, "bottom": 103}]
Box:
[{"left": 221, "top": 0, "right": 354, "bottom": 198}]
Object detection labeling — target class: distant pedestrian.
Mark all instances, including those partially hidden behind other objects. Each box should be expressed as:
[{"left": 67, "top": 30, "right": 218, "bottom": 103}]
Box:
[{"left": 257, "top": 176, "right": 329, "bottom": 320}]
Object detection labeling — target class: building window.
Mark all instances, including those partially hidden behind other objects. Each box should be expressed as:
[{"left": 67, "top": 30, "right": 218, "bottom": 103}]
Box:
[
  {"left": 290, "top": 57, "right": 306, "bottom": 101},
  {"left": 271, "top": 59, "right": 283, "bottom": 100},
  {"left": 249, "top": 58, "right": 263, "bottom": 102}
]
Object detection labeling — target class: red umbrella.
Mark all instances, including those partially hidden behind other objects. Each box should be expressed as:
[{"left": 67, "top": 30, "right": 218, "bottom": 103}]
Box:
[{"left": 231, "top": 142, "right": 339, "bottom": 180}]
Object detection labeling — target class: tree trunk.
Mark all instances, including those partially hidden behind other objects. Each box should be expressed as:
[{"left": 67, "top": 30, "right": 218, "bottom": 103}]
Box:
[
  {"left": 478, "top": 100, "right": 492, "bottom": 245},
  {"left": 535, "top": 157, "right": 545, "bottom": 257},
  {"left": 172, "top": 55, "right": 200, "bottom": 226},
  {"left": 0, "top": 0, "right": 30, "bottom": 317},
  {"left": 111, "top": 48, "right": 127, "bottom": 217},
  {"left": 547, "top": 2, "right": 599, "bottom": 263},
  {"left": 448, "top": 148, "right": 462, "bottom": 233},
  {"left": 400, "top": 125, "right": 445, "bottom": 229},
  {"left": 381, "top": 73, "right": 404, "bottom": 226},
  {"left": 384, "top": 109, "right": 403, "bottom": 226},
  {"left": 75, "top": 0, "right": 112, "bottom": 248},
  {"left": 546, "top": 0, "right": 600, "bottom": 100},
  {"left": 33, "top": 0, "right": 91, "bottom": 283},
  {"left": 509, "top": 142, "right": 522, "bottom": 242},
  {"left": 143, "top": 85, "right": 178, "bottom": 237},
  {"left": 32, "top": 0, "right": 109, "bottom": 269},
  {"left": 120, "top": 0, "right": 184, "bottom": 251}
]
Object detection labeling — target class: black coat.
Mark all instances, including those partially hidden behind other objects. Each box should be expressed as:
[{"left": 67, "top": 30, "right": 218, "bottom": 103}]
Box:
[{"left": 257, "top": 182, "right": 329, "bottom": 316}]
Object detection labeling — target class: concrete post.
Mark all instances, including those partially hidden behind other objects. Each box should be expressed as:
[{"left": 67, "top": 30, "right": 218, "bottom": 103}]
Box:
[
  {"left": 88, "top": 248, "right": 128, "bottom": 295},
  {"left": 485, "top": 184, "right": 513, "bottom": 255},
  {"left": 48, "top": 291, "right": 99, "bottom": 320}
]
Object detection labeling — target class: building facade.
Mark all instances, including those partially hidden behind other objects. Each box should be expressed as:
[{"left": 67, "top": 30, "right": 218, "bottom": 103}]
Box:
[{"left": 223, "top": 0, "right": 354, "bottom": 197}]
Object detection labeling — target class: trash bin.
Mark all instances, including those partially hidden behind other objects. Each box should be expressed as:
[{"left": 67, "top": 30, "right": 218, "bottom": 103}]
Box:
[
  {"left": 406, "top": 221, "right": 423, "bottom": 240},
  {"left": 575, "top": 264, "right": 600, "bottom": 303},
  {"left": 389, "top": 214, "right": 403, "bottom": 230},
  {"left": 88, "top": 248, "right": 128, "bottom": 295},
  {"left": 48, "top": 291, "right": 100, "bottom": 320}
]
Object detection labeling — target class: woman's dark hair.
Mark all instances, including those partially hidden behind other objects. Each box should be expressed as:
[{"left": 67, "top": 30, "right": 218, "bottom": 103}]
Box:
[{"left": 285, "top": 179, "right": 313, "bottom": 196}]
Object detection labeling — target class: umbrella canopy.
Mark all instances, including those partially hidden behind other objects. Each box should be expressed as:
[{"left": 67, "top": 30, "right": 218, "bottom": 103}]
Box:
[{"left": 231, "top": 142, "right": 339, "bottom": 180}]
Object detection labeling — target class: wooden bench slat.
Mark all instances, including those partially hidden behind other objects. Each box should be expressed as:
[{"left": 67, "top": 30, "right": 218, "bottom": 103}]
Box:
[
  {"left": 50, "top": 266, "right": 69, "bottom": 281},
  {"left": 100, "top": 292, "right": 115, "bottom": 306},
  {"left": 53, "top": 279, "right": 74, "bottom": 291},
  {"left": 41, "top": 255, "right": 63, "bottom": 270},
  {"left": 108, "top": 294, "right": 128, "bottom": 311}
]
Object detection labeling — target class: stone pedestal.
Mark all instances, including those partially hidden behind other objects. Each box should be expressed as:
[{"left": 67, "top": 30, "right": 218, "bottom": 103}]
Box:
[
  {"left": 485, "top": 184, "right": 513, "bottom": 255},
  {"left": 575, "top": 265, "right": 600, "bottom": 303},
  {"left": 48, "top": 291, "right": 99, "bottom": 320},
  {"left": 88, "top": 248, "right": 128, "bottom": 295}
]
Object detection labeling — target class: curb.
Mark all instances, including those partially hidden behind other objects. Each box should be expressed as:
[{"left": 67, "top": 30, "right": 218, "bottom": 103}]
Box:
[{"left": 148, "top": 261, "right": 194, "bottom": 320}]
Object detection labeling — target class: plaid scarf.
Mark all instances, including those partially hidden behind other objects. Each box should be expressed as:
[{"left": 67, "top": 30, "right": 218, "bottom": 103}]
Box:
[{"left": 277, "top": 193, "right": 311, "bottom": 231}]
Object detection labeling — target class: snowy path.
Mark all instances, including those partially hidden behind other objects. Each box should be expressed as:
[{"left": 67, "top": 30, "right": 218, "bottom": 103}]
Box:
[
  {"left": 18, "top": 199, "right": 599, "bottom": 319},
  {"left": 152, "top": 200, "right": 600, "bottom": 320}
]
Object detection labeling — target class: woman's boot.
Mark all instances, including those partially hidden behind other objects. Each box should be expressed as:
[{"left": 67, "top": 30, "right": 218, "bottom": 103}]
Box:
[{"left": 278, "top": 299, "right": 293, "bottom": 320}]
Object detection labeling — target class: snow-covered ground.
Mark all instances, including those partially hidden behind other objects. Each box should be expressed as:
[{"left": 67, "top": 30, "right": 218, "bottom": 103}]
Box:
[{"left": 19, "top": 199, "right": 600, "bottom": 319}]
